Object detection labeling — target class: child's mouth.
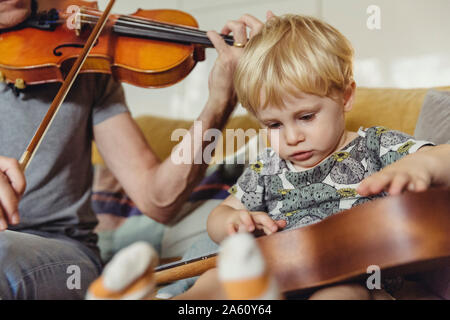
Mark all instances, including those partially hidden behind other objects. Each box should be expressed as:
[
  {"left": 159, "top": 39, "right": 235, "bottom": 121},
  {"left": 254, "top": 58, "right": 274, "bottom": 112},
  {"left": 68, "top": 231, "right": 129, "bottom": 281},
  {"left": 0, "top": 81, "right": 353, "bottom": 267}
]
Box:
[{"left": 290, "top": 150, "right": 313, "bottom": 161}]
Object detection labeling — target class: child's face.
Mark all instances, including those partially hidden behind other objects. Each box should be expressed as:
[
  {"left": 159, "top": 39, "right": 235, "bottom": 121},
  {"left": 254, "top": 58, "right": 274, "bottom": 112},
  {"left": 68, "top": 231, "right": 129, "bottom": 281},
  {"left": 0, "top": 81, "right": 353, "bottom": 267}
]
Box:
[{"left": 256, "top": 90, "right": 352, "bottom": 171}]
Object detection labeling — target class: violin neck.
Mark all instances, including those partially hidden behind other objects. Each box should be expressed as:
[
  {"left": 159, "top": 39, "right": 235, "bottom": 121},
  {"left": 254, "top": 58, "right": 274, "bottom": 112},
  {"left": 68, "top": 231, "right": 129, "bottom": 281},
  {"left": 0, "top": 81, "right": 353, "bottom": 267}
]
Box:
[{"left": 112, "top": 16, "right": 234, "bottom": 48}]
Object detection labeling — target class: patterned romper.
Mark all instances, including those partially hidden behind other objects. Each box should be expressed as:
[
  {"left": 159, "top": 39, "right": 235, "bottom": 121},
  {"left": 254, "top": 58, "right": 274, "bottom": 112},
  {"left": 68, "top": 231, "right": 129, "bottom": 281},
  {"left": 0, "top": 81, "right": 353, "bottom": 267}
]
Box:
[
  {"left": 229, "top": 126, "right": 433, "bottom": 231},
  {"left": 228, "top": 126, "right": 433, "bottom": 294}
]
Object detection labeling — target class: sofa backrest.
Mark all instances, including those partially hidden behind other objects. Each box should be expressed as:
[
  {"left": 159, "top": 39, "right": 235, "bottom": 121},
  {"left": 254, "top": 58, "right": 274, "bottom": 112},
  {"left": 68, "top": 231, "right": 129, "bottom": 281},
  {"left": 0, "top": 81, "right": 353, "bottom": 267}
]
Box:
[{"left": 92, "top": 86, "right": 450, "bottom": 165}]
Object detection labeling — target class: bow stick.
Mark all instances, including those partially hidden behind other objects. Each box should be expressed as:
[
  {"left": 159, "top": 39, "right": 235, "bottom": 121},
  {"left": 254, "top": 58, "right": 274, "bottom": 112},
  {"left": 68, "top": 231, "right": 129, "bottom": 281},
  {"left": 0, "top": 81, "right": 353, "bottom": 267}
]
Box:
[{"left": 18, "top": 0, "right": 116, "bottom": 171}]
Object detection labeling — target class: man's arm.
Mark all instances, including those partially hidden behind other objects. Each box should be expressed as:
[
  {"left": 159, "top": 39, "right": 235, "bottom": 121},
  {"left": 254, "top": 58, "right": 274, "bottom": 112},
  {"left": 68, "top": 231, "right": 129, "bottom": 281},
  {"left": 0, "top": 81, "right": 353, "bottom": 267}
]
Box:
[
  {"left": 93, "top": 98, "right": 234, "bottom": 224},
  {"left": 94, "top": 15, "right": 266, "bottom": 224},
  {"left": 0, "top": 0, "right": 31, "bottom": 29}
]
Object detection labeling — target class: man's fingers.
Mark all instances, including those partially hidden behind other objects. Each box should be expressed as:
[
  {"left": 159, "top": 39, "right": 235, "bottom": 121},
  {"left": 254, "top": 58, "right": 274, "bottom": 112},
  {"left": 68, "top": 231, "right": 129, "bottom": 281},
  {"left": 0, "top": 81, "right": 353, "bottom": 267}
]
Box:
[
  {"left": 221, "top": 20, "right": 248, "bottom": 45},
  {"left": 0, "top": 207, "right": 8, "bottom": 231},
  {"left": 266, "top": 10, "right": 276, "bottom": 21},
  {"left": 238, "top": 14, "right": 264, "bottom": 37},
  {"left": 0, "top": 173, "right": 20, "bottom": 226},
  {"left": 220, "top": 14, "right": 264, "bottom": 43},
  {"left": 207, "top": 30, "right": 229, "bottom": 55},
  {"left": 0, "top": 157, "right": 26, "bottom": 196}
]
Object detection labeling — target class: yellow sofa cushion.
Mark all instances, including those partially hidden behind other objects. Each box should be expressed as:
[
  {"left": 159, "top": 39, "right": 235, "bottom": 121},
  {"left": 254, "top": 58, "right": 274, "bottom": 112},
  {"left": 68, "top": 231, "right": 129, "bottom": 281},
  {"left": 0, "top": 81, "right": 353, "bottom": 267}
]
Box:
[
  {"left": 92, "top": 86, "right": 450, "bottom": 165},
  {"left": 347, "top": 86, "right": 450, "bottom": 135}
]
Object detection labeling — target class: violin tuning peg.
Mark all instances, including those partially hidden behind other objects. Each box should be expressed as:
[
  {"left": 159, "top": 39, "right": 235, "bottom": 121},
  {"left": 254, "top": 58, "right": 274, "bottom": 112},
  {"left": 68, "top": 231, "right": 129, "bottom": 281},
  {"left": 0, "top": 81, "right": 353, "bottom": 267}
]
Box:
[
  {"left": 0, "top": 71, "right": 5, "bottom": 83},
  {"left": 14, "top": 78, "right": 26, "bottom": 90}
]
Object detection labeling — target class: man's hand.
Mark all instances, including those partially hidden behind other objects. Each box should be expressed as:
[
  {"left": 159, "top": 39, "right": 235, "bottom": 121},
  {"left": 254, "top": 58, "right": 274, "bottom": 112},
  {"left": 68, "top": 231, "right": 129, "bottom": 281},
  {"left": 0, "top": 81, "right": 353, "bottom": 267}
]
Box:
[
  {"left": 0, "top": 0, "right": 31, "bottom": 29},
  {"left": 0, "top": 156, "right": 26, "bottom": 231},
  {"left": 206, "top": 11, "right": 275, "bottom": 106},
  {"left": 226, "top": 209, "right": 286, "bottom": 236}
]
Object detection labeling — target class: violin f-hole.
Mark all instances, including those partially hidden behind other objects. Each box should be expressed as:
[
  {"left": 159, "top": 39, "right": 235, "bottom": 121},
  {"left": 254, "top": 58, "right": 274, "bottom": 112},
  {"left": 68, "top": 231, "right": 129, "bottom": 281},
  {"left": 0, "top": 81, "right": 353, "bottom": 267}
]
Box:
[{"left": 53, "top": 39, "right": 99, "bottom": 56}]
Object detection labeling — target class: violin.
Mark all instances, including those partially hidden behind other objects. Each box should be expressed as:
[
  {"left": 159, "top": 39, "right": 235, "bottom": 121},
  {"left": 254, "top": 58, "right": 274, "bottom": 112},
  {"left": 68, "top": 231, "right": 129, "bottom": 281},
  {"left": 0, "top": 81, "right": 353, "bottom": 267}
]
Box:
[
  {"left": 0, "top": 0, "right": 234, "bottom": 89},
  {"left": 0, "top": 0, "right": 235, "bottom": 171},
  {"left": 154, "top": 189, "right": 450, "bottom": 296}
]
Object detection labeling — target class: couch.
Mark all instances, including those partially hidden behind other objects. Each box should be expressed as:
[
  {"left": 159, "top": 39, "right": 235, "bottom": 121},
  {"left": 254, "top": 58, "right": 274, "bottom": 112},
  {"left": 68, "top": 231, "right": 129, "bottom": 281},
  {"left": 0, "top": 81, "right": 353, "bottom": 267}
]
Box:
[{"left": 90, "top": 85, "right": 450, "bottom": 299}]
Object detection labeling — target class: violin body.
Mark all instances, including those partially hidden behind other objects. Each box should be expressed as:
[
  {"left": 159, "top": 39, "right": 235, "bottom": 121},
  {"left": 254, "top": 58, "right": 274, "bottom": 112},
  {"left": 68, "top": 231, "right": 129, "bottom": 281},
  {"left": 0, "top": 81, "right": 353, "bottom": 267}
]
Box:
[
  {"left": 0, "top": 0, "right": 207, "bottom": 88},
  {"left": 155, "top": 189, "right": 450, "bottom": 295}
]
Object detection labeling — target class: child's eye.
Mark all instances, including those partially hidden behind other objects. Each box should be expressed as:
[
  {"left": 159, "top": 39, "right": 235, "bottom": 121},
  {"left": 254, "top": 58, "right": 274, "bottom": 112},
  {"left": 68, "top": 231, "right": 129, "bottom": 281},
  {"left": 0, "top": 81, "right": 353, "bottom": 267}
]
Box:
[
  {"left": 300, "top": 114, "right": 315, "bottom": 121},
  {"left": 268, "top": 123, "right": 281, "bottom": 129}
]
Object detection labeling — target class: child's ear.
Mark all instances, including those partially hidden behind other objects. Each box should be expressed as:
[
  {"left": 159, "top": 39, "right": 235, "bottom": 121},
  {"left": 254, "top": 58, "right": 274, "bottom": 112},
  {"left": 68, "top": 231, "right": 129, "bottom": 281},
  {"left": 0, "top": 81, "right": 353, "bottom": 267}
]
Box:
[{"left": 343, "top": 81, "right": 356, "bottom": 113}]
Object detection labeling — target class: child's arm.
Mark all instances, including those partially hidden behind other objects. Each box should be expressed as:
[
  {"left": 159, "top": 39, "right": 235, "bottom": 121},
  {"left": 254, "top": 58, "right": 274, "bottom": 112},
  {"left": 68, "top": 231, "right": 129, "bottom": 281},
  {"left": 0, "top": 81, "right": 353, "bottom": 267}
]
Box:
[
  {"left": 207, "top": 195, "right": 286, "bottom": 244},
  {"left": 357, "top": 144, "right": 450, "bottom": 196}
]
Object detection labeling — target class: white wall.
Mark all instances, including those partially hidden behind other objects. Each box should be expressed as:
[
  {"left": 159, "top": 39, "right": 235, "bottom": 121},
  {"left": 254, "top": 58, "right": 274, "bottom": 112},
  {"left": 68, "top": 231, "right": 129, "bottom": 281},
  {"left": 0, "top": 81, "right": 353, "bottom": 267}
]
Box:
[{"left": 95, "top": 0, "right": 450, "bottom": 119}]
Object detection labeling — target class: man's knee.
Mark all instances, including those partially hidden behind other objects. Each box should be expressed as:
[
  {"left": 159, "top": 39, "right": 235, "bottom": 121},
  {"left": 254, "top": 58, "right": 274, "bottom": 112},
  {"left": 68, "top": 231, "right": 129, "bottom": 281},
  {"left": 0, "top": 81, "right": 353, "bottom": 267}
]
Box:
[
  {"left": 0, "top": 232, "right": 23, "bottom": 299},
  {"left": 0, "top": 231, "right": 100, "bottom": 299},
  {"left": 0, "top": 231, "right": 21, "bottom": 267}
]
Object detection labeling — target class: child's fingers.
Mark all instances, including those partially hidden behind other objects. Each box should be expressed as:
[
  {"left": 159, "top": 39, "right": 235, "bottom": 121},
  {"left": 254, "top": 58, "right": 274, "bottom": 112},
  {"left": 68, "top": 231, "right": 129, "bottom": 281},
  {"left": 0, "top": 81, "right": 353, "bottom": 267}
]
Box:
[
  {"left": 259, "top": 220, "right": 286, "bottom": 235},
  {"left": 251, "top": 212, "right": 279, "bottom": 234},
  {"left": 275, "top": 219, "right": 287, "bottom": 229},
  {"left": 387, "top": 173, "right": 411, "bottom": 195},
  {"left": 357, "top": 172, "right": 393, "bottom": 196},
  {"left": 238, "top": 210, "right": 255, "bottom": 232},
  {"left": 407, "top": 177, "right": 430, "bottom": 192},
  {"left": 227, "top": 222, "right": 237, "bottom": 235},
  {"left": 359, "top": 171, "right": 431, "bottom": 197}
]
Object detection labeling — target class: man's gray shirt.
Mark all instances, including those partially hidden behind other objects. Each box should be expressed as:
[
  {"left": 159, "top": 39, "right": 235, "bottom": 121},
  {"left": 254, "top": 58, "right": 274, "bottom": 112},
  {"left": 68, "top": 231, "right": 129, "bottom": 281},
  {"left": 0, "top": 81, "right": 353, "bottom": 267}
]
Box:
[{"left": 0, "top": 74, "right": 128, "bottom": 252}]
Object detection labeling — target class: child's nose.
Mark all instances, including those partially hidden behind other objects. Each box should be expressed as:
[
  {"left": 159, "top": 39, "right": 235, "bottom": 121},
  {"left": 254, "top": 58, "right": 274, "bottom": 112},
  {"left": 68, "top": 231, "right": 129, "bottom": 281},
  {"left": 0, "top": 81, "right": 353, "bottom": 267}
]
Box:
[{"left": 284, "top": 126, "right": 304, "bottom": 145}]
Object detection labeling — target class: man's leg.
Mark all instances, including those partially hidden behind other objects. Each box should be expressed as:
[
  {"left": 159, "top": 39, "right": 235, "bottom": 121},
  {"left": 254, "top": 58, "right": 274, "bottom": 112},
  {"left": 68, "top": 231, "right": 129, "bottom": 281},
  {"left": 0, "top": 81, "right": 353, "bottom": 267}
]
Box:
[{"left": 0, "top": 230, "right": 102, "bottom": 299}]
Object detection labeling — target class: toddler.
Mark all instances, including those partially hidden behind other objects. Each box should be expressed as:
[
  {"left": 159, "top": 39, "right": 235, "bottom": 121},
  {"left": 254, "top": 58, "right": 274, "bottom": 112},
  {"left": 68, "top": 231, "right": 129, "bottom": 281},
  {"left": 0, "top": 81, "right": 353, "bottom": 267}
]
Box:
[{"left": 206, "top": 14, "right": 448, "bottom": 299}]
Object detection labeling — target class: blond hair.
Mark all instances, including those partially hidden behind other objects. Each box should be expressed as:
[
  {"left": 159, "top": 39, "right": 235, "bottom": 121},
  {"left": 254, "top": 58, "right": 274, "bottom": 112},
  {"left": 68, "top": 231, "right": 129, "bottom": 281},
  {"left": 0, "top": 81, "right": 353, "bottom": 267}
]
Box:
[{"left": 234, "top": 14, "right": 354, "bottom": 114}]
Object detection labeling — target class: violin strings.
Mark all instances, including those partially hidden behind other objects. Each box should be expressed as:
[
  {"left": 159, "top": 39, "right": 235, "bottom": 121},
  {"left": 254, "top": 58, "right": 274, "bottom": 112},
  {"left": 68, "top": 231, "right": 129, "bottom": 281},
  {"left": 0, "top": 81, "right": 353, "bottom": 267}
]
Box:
[
  {"left": 45, "top": 8, "right": 233, "bottom": 44},
  {"left": 79, "top": 8, "right": 215, "bottom": 38},
  {"left": 77, "top": 13, "right": 228, "bottom": 46},
  {"left": 78, "top": 14, "right": 212, "bottom": 43}
]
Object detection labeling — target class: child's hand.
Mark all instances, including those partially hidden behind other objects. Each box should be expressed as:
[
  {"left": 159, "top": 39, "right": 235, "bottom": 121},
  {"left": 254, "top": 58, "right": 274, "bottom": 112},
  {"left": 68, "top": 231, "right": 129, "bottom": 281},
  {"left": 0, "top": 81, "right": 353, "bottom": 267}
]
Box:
[
  {"left": 226, "top": 210, "right": 286, "bottom": 236},
  {"left": 357, "top": 149, "right": 435, "bottom": 196}
]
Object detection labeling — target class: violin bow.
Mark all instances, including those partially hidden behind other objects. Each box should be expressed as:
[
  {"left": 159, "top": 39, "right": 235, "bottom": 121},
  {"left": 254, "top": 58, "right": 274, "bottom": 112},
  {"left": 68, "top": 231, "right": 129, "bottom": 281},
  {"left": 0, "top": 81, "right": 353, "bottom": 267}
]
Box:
[{"left": 18, "top": 0, "right": 116, "bottom": 172}]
